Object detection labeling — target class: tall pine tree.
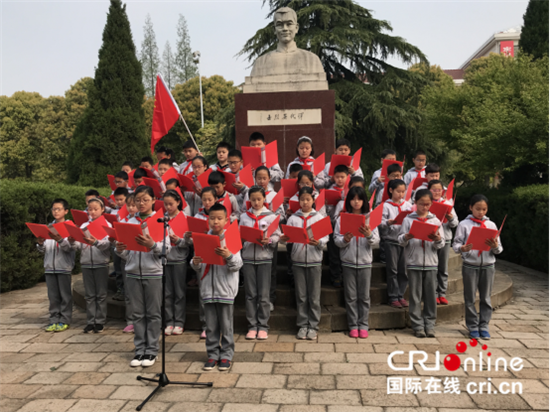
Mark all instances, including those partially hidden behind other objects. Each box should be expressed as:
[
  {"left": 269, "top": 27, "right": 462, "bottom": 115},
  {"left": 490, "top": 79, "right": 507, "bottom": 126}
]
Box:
[
  {"left": 161, "top": 41, "right": 176, "bottom": 90},
  {"left": 141, "top": 14, "right": 160, "bottom": 97},
  {"left": 67, "top": 0, "right": 147, "bottom": 186},
  {"left": 174, "top": 14, "right": 198, "bottom": 83},
  {"left": 519, "top": 0, "right": 549, "bottom": 59}
]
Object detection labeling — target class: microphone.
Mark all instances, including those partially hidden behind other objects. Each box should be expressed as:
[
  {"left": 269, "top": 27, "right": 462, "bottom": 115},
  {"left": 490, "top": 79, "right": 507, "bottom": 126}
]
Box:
[{"left": 157, "top": 216, "right": 170, "bottom": 223}]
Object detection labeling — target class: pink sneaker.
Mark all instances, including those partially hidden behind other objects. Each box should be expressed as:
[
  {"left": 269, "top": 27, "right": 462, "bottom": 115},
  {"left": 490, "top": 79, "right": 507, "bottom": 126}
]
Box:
[
  {"left": 200, "top": 330, "right": 207, "bottom": 339},
  {"left": 359, "top": 330, "right": 369, "bottom": 339},
  {"left": 172, "top": 326, "right": 184, "bottom": 335},
  {"left": 246, "top": 330, "right": 257, "bottom": 340},
  {"left": 398, "top": 299, "right": 409, "bottom": 308},
  {"left": 349, "top": 329, "right": 359, "bottom": 338},
  {"left": 123, "top": 325, "right": 134, "bottom": 334},
  {"left": 257, "top": 330, "right": 268, "bottom": 340}
]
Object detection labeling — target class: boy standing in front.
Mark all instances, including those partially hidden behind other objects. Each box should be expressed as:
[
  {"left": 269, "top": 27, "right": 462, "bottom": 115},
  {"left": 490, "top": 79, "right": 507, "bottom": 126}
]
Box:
[
  {"left": 191, "top": 203, "right": 243, "bottom": 371},
  {"left": 404, "top": 149, "right": 427, "bottom": 187}
]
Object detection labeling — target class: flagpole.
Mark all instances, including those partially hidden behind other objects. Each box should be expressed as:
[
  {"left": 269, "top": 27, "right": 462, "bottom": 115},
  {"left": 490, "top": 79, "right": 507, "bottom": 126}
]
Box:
[{"left": 179, "top": 114, "right": 201, "bottom": 154}]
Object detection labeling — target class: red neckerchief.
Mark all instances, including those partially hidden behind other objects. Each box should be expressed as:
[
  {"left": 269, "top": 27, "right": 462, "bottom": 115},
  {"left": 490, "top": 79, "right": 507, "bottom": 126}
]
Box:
[
  {"left": 298, "top": 214, "right": 314, "bottom": 228},
  {"left": 416, "top": 167, "right": 425, "bottom": 178},
  {"left": 299, "top": 157, "right": 315, "bottom": 171},
  {"left": 246, "top": 211, "right": 264, "bottom": 229},
  {"left": 470, "top": 217, "right": 487, "bottom": 256},
  {"left": 182, "top": 162, "right": 192, "bottom": 175},
  {"left": 388, "top": 201, "right": 402, "bottom": 213}
]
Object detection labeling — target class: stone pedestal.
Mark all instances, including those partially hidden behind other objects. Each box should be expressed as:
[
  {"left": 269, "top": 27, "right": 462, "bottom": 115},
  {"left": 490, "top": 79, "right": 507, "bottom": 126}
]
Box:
[{"left": 235, "top": 90, "right": 335, "bottom": 173}]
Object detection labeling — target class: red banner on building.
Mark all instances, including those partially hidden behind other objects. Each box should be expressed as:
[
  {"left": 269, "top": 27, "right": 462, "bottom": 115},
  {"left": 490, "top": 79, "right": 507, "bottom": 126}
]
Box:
[{"left": 500, "top": 41, "right": 514, "bottom": 57}]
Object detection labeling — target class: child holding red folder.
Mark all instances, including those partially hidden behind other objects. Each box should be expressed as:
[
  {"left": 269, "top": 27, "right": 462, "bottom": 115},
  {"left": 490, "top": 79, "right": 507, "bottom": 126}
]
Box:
[
  {"left": 249, "top": 132, "right": 284, "bottom": 188},
  {"left": 36, "top": 199, "right": 75, "bottom": 333},
  {"left": 280, "top": 187, "right": 329, "bottom": 341},
  {"left": 428, "top": 180, "right": 458, "bottom": 305},
  {"left": 163, "top": 190, "right": 191, "bottom": 336},
  {"left": 398, "top": 189, "right": 445, "bottom": 338},
  {"left": 452, "top": 194, "right": 503, "bottom": 340},
  {"left": 191, "top": 203, "right": 243, "bottom": 372},
  {"left": 115, "top": 186, "right": 171, "bottom": 368},
  {"left": 314, "top": 138, "right": 364, "bottom": 189},
  {"left": 285, "top": 136, "right": 316, "bottom": 178},
  {"left": 334, "top": 187, "right": 379, "bottom": 339},
  {"left": 68, "top": 198, "right": 112, "bottom": 334},
  {"left": 379, "top": 179, "right": 412, "bottom": 309},
  {"left": 240, "top": 187, "right": 281, "bottom": 340}
]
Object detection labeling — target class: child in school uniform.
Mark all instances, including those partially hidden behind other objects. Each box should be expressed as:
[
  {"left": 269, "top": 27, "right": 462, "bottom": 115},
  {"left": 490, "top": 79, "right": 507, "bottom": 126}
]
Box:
[
  {"left": 315, "top": 138, "right": 364, "bottom": 189},
  {"left": 210, "top": 142, "right": 231, "bottom": 172},
  {"left": 121, "top": 161, "right": 133, "bottom": 175},
  {"left": 132, "top": 168, "right": 148, "bottom": 189},
  {"left": 191, "top": 203, "right": 243, "bottom": 372},
  {"left": 163, "top": 189, "right": 191, "bottom": 336},
  {"left": 115, "top": 185, "right": 170, "bottom": 367},
  {"left": 286, "top": 170, "right": 324, "bottom": 219},
  {"left": 332, "top": 176, "right": 366, "bottom": 219},
  {"left": 240, "top": 187, "right": 281, "bottom": 340},
  {"left": 248, "top": 132, "right": 284, "bottom": 188},
  {"left": 410, "top": 163, "right": 445, "bottom": 201},
  {"left": 452, "top": 194, "right": 503, "bottom": 340},
  {"left": 111, "top": 188, "right": 129, "bottom": 303},
  {"left": 184, "top": 156, "right": 210, "bottom": 215},
  {"left": 140, "top": 156, "right": 154, "bottom": 170},
  {"left": 36, "top": 199, "right": 76, "bottom": 332},
  {"left": 280, "top": 187, "right": 330, "bottom": 341},
  {"left": 403, "top": 149, "right": 427, "bottom": 187},
  {"left": 398, "top": 189, "right": 445, "bottom": 338},
  {"left": 208, "top": 171, "right": 240, "bottom": 223},
  {"left": 374, "top": 163, "right": 403, "bottom": 208},
  {"left": 69, "top": 198, "right": 112, "bottom": 334},
  {"left": 283, "top": 163, "right": 303, "bottom": 287},
  {"left": 119, "top": 193, "right": 138, "bottom": 333},
  {"left": 285, "top": 136, "right": 316, "bottom": 178},
  {"left": 369, "top": 149, "right": 397, "bottom": 195},
  {"left": 178, "top": 140, "right": 199, "bottom": 175},
  {"left": 379, "top": 180, "right": 413, "bottom": 308},
  {"left": 428, "top": 180, "right": 458, "bottom": 305},
  {"left": 112, "top": 171, "right": 133, "bottom": 194},
  {"left": 334, "top": 187, "right": 379, "bottom": 339},
  {"left": 226, "top": 150, "right": 250, "bottom": 212}
]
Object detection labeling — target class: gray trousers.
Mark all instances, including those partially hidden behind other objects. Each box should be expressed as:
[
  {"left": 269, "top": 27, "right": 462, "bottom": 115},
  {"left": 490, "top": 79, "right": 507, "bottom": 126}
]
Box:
[
  {"left": 204, "top": 303, "right": 234, "bottom": 361},
  {"left": 328, "top": 234, "right": 342, "bottom": 282},
  {"left": 45, "top": 273, "right": 73, "bottom": 325},
  {"left": 196, "top": 269, "right": 206, "bottom": 331},
  {"left": 408, "top": 269, "right": 437, "bottom": 331},
  {"left": 342, "top": 267, "right": 371, "bottom": 330},
  {"left": 293, "top": 265, "right": 322, "bottom": 330},
  {"left": 126, "top": 277, "right": 162, "bottom": 356},
  {"left": 436, "top": 242, "right": 451, "bottom": 297},
  {"left": 122, "top": 273, "right": 133, "bottom": 326},
  {"left": 82, "top": 267, "right": 109, "bottom": 325},
  {"left": 385, "top": 242, "right": 408, "bottom": 302},
  {"left": 286, "top": 243, "right": 294, "bottom": 281},
  {"left": 243, "top": 263, "right": 272, "bottom": 331},
  {"left": 270, "top": 243, "right": 278, "bottom": 303},
  {"left": 165, "top": 263, "right": 187, "bottom": 328},
  {"left": 113, "top": 248, "right": 124, "bottom": 293},
  {"left": 462, "top": 266, "right": 495, "bottom": 332}
]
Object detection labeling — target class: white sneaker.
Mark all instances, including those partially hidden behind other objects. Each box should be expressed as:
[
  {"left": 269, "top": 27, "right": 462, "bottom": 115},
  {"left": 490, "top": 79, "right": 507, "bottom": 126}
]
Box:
[
  {"left": 269, "top": 302, "right": 274, "bottom": 312},
  {"left": 172, "top": 326, "right": 183, "bottom": 335},
  {"left": 306, "top": 329, "right": 318, "bottom": 340},
  {"left": 130, "top": 355, "right": 143, "bottom": 367},
  {"left": 141, "top": 355, "right": 157, "bottom": 367},
  {"left": 296, "top": 327, "right": 308, "bottom": 340},
  {"left": 165, "top": 326, "right": 174, "bottom": 335}
]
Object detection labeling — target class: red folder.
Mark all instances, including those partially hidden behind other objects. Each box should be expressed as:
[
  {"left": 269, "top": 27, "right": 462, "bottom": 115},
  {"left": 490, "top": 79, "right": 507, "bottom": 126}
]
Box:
[
  {"left": 266, "top": 215, "right": 281, "bottom": 238},
  {"left": 128, "top": 169, "right": 135, "bottom": 188},
  {"left": 188, "top": 216, "right": 209, "bottom": 233},
  {"left": 325, "top": 190, "right": 343, "bottom": 206},
  {"left": 71, "top": 209, "right": 89, "bottom": 227},
  {"left": 315, "top": 190, "right": 325, "bottom": 211},
  {"left": 351, "top": 148, "right": 362, "bottom": 172},
  {"left": 367, "top": 203, "right": 384, "bottom": 229},
  {"left": 381, "top": 186, "right": 390, "bottom": 204},
  {"left": 409, "top": 220, "right": 439, "bottom": 242},
  {"left": 312, "top": 153, "right": 325, "bottom": 176},
  {"left": 445, "top": 178, "right": 455, "bottom": 201},
  {"left": 281, "top": 225, "right": 308, "bottom": 244},
  {"left": 306, "top": 216, "right": 333, "bottom": 240},
  {"left": 87, "top": 216, "right": 109, "bottom": 239},
  {"left": 393, "top": 210, "right": 413, "bottom": 225},
  {"left": 66, "top": 223, "right": 88, "bottom": 244},
  {"left": 161, "top": 167, "right": 179, "bottom": 185},
  {"left": 264, "top": 141, "right": 279, "bottom": 168},
  {"left": 104, "top": 213, "right": 118, "bottom": 225},
  {"left": 222, "top": 172, "right": 239, "bottom": 195},
  {"left": 192, "top": 233, "right": 224, "bottom": 265},
  {"left": 141, "top": 216, "right": 165, "bottom": 242},
  {"left": 289, "top": 199, "right": 300, "bottom": 213},
  {"left": 153, "top": 162, "right": 159, "bottom": 172},
  {"left": 340, "top": 213, "right": 366, "bottom": 238},
  {"left": 239, "top": 164, "right": 255, "bottom": 188},
  {"left": 102, "top": 225, "right": 118, "bottom": 240},
  {"left": 221, "top": 220, "right": 242, "bottom": 255},
  {"left": 143, "top": 168, "right": 157, "bottom": 179},
  {"left": 221, "top": 195, "right": 232, "bottom": 218},
  {"left": 168, "top": 212, "right": 188, "bottom": 237},
  {"left": 281, "top": 179, "right": 298, "bottom": 198},
  {"left": 50, "top": 221, "right": 75, "bottom": 238},
  {"left": 369, "top": 189, "right": 376, "bottom": 210},
  {"left": 405, "top": 181, "right": 415, "bottom": 202},
  {"left": 154, "top": 200, "right": 165, "bottom": 214},
  {"left": 328, "top": 155, "right": 351, "bottom": 176},
  {"left": 242, "top": 146, "right": 262, "bottom": 170},
  {"left": 412, "top": 177, "right": 428, "bottom": 191},
  {"left": 113, "top": 222, "right": 149, "bottom": 252},
  {"left": 107, "top": 174, "right": 117, "bottom": 191},
  {"left": 196, "top": 169, "right": 212, "bottom": 189},
  {"left": 240, "top": 226, "right": 264, "bottom": 245},
  {"left": 118, "top": 204, "right": 129, "bottom": 221},
  {"left": 178, "top": 174, "right": 196, "bottom": 193},
  {"left": 429, "top": 202, "right": 451, "bottom": 223},
  {"left": 26, "top": 223, "right": 54, "bottom": 240},
  {"left": 466, "top": 226, "right": 498, "bottom": 252},
  {"left": 269, "top": 190, "right": 284, "bottom": 212},
  {"left": 380, "top": 159, "right": 404, "bottom": 179},
  {"left": 142, "top": 178, "right": 163, "bottom": 199}
]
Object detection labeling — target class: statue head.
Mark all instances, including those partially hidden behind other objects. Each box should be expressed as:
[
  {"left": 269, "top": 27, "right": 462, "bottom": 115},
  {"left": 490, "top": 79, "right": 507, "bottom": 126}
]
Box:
[{"left": 273, "top": 7, "right": 299, "bottom": 45}]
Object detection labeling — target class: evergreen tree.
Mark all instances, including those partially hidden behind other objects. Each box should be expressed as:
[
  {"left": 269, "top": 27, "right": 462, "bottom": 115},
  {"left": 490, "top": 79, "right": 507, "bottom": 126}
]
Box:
[
  {"left": 519, "top": 0, "right": 549, "bottom": 59},
  {"left": 140, "top": 14, "right": 160, "bottom": 97},
  {"left": 161, "top": 41, "right": 176, "bottom": 90},
  {"left": 67, "top": 0, "right": 147, "bottom": 186},
  {"left": 174, "top": 14, "right": 198, "bottom": 83}
]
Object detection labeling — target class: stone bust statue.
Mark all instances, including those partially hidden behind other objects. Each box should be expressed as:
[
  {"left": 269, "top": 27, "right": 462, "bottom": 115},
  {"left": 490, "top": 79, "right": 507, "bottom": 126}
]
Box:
[{"left": 243, "top": 7, "right": 328, "bottom": 93}]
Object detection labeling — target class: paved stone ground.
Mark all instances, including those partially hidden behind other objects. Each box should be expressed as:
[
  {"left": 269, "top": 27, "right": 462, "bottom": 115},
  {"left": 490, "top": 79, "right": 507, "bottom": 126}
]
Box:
[{"left": 1, "top": 261, "right": 548, "bottom": 412}]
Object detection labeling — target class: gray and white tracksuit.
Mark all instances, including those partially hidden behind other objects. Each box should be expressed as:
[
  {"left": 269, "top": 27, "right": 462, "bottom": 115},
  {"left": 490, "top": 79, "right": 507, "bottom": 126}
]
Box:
[
  {"left": 398, "top": 213, "right": 445, "bottom": 332},
  {"left": 334, "top": 216, "right": 379, "bottom": 330},
  {"left": 37, "top": 224, "right": 76, "bottom": 325},
  {"left": 240, "top": 208, "right": 281, "bottom": 332},
  {"left": 286, "top": 209, "right": 330, "bottom": 331},
  {"left": 433, "top": 199, "right": 458, "bottom": 298},
  {"left": 314, "top": 162, "right": 364, "bottom": 190},
  {"left": 379, "top": 199, "right": 413, "bottom": 303},
  {"left": 452, "top": 215, "right": 503, "bottom": 333},
  {"left": 184, "top": 192, "right": 202, "bottom": 217},
  {"left": 403, "top": 167, "right": 426, "bottom": 187},
  {"left": 191, "top": 234, "right": 243, "bottom": 361},
  {"left": 71, "top": 220, "right": 112, "bottom": 326},
  {"left": 117, "top": 211, "right": 171, "bottom": 357}
]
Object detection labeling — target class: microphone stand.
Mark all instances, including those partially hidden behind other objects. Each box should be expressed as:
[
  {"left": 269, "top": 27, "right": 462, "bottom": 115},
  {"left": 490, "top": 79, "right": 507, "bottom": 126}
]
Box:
[{"left": 136, "top": 216, "right": 212, "bottom": 411}]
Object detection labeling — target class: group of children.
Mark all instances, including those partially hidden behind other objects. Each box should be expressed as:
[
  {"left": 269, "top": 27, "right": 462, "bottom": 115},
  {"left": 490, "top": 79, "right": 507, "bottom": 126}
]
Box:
[{"left": 36, "top": 134, "right": 503, "bottom": 372}]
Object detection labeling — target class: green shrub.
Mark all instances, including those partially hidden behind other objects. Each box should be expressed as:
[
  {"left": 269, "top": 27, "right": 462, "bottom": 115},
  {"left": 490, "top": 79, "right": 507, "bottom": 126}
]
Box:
[
  {"left": 455, "top": 184, "right": 548, "bottom": 272},
  {"left": 0, "top": 179, "right": 111, "bottom": 293}
]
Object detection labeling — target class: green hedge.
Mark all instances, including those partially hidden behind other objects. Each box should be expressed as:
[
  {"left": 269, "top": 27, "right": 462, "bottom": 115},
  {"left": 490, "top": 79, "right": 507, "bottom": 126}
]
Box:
[
  {"left": 454, "top": 184, "right": 549, "bottom": 273},
  {"left": 0, "top": 179, "right": 111, "bottom": 293}
]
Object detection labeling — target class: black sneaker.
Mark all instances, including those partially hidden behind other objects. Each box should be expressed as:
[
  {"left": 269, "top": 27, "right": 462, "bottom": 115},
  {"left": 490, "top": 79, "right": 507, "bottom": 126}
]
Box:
[
  {"left": 203, "top": 359, "right": 218, "bottom": 371},
  {"left": 130, "top": 354, "right": 144, "bottom": 367},
  {"left": 94, "top": 324, "right": 105, "bottom": 333},
  {"left": 83, "top": 324, "right": 95, "bottom": 333},
  {"left": 141, "top": 354, "right": 157, "bottom": 367},
  {"left": 218, "top": 359, "right": 231, "bottom": 371}
]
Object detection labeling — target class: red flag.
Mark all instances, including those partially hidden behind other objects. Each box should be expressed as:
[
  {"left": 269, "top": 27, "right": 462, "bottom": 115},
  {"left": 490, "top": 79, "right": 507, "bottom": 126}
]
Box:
[{"left": 151, "top": 73, "right": 181, "bottom": 154}]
